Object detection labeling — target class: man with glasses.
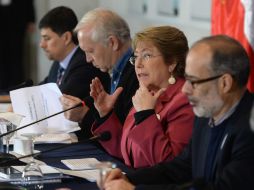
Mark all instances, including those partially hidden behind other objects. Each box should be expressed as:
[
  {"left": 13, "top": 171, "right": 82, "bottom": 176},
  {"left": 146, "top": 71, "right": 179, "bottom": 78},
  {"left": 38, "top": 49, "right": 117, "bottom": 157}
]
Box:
[
  {"left": 60, "top": 8, "right": 138, "bottom": 139},
  {"left": 100, "top": 35, "right": 254, "bottom": 190}
]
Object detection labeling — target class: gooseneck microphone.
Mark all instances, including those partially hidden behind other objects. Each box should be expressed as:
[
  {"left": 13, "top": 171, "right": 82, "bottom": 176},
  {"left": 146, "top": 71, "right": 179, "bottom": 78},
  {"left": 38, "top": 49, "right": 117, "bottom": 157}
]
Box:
[
  {"left": 0, "top": 101, "right": 85, "bottom": 138},
  {"left": 0, "top": 131, "right": 111, "bottom": 165}
]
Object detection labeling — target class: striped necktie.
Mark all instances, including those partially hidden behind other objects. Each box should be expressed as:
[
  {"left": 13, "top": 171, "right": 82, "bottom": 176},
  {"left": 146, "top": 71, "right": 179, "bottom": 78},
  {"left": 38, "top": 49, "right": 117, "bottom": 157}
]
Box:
[{"left": 56, "top": 66, "right": 65, "bottom": 85}]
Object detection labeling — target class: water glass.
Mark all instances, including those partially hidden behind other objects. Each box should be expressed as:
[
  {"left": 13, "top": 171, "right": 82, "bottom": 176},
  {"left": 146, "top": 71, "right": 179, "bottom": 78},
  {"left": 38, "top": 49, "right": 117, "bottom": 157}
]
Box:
[
  {"left": 22, "top": 162, "right": 44, "bottom": 189},
  {"left": 21, "top": 133, "right": 44, "bottom": 189},
  {"left": 0, "top": 118, "right": 17, "bottom": 153}
]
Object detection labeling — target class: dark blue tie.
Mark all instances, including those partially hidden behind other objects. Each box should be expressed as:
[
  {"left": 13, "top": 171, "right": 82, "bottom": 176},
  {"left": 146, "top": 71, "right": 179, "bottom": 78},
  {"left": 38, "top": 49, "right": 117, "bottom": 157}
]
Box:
[{"left": 57, "top": 66, "right": 65, "bottom": 85}]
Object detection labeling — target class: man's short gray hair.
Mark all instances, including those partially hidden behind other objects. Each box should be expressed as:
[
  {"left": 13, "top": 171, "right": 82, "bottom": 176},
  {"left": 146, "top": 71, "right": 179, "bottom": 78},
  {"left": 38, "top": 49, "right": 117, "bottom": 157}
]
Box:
[
  {"left": 192, "top": 35, "right": 250, "bottom": 88},
  {"left": 75, "top": 8, "right": 131, "bottom": 46}
]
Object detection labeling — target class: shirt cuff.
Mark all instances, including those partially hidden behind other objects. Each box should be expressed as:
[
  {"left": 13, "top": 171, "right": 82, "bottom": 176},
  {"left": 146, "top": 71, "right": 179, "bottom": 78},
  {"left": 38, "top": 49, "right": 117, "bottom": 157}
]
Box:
[{"left": 134, "top": 109, "right": 155, "bottom": 125}]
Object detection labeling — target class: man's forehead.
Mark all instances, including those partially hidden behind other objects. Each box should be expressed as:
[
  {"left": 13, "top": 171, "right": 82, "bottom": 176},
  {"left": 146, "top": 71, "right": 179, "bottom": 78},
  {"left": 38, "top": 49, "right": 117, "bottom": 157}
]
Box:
[{"left": 185, "top": 44, "right": 213, "bottom": 76}]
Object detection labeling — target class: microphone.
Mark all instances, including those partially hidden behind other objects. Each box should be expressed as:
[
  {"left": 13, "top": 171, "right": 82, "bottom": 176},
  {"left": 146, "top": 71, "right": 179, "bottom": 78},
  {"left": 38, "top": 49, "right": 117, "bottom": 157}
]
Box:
[
  {"left": 0, "top": 101, "right": 85, "bottom": 138},
  {"left": 0, "top": 131, "right": 111, "bottom": 166},
  {"left": 8, "top": 79, "right": 34, "bottom": 92}
]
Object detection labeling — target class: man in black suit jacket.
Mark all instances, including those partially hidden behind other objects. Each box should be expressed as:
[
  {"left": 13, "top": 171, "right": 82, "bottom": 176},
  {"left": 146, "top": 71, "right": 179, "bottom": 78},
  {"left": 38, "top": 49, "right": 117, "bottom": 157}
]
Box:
[
  {"left": 60, "top": 8, "right": 139, "bottom": 136},
  {"left": 39, "top": 7, "right": 110, "bottom": 139},
  {"left": 39, "top": 6, "right": 109, "bottom": 98},
  {"left": 100, "top": 35, "right": 254, "bottom": 190}
]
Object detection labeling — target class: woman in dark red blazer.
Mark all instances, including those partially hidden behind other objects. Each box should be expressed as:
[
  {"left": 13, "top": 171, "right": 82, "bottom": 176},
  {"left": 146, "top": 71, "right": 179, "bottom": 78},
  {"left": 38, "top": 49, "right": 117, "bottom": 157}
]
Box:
[{"left": 91, "top": 26, "right": 194, "bottom": 168}]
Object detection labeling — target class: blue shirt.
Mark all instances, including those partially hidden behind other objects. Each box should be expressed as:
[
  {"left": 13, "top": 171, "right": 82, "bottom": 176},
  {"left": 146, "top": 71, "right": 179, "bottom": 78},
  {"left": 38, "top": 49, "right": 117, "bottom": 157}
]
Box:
[
  {"left": 59, "top": 46, "right": 78, "bottom": 70},
  {"left": 110, "top": 48, "right": 132, "bottom": 94}
]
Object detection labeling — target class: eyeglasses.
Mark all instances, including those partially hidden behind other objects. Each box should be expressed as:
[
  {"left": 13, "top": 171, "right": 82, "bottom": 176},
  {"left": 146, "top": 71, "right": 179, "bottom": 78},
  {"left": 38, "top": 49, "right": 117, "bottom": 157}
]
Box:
[
  {"left": 129, "top": 54, "right": 162, "bottom": 65},
  {"left": 185, "top": 74, "right": 223, "bottom": 88}
]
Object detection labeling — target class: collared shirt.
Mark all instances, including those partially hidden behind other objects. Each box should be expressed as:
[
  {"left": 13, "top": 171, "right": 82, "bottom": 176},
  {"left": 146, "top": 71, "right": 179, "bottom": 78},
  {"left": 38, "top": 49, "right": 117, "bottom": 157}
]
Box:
[
  {"left": 56, "top": 46, "right": 78, "bottom": 85},
  {"left": 208, "top": 97, "right": 242, "bottom": 127},
  {"left": 110, "top": 48, "right": 132, "bottom": 94},
  {"left": 59, "top": 46, "right": 78, "bottom": 70}
]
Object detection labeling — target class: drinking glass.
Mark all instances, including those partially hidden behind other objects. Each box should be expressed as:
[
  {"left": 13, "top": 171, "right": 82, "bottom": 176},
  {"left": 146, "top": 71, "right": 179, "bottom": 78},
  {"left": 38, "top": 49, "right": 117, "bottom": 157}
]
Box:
[
  {"left": 21, "top": 133, "right": 44, "bottom": 189},
  {"left": 22, "top": 162, "right": 44, "bottom": 190},
  {"left": 92, "top": 161, "right": 117, "bottom": 190},
  {"left": 0, "top": 118, "right": 17, "bottom": 153}
]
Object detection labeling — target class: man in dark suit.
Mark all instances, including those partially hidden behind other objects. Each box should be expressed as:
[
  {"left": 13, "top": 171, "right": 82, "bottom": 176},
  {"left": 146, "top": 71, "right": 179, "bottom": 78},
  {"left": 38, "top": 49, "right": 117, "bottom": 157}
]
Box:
[
  {"left": 60, "top": 8, "right": 139, "bottom": 137},
  {"left": 0, "top": 0, "right": 35, "bottom": 90},
  {"left": 100, "top": 35, "right": 254, "bottom": 190},
  {"left": 39, "top": 6, "right": 110, "bottom": 139}
]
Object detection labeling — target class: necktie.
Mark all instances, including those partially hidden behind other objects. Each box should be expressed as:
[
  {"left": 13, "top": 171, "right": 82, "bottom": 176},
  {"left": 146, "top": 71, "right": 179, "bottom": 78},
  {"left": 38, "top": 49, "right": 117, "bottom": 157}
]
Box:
[{"left": 56, "top": 66, "right": 65, "bottom": 85}]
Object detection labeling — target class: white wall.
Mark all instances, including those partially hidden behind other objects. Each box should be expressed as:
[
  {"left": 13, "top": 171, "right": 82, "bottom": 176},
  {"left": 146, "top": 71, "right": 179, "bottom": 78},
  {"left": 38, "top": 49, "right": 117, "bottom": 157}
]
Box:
[
  {"left": 98, "top": 0, "right": 211, "bottom": 45},
  {"left": 34, "top": 0, "right": 211, "bottom": 82}
]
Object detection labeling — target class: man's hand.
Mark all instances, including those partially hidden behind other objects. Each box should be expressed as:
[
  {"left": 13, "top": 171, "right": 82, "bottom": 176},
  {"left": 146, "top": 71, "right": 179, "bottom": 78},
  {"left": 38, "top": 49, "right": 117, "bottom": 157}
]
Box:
[
  {"left": 60, "top": 94, "right": 89, "bottom": 122},
  {"left": 90, "top": 77, "right": 123, "bottom": 117},
  {"left": 97, "top": 168, "right": 135, "bottom": 190},
  {"left": 104, "top": 179, "right": 135, "bottom": 190}
]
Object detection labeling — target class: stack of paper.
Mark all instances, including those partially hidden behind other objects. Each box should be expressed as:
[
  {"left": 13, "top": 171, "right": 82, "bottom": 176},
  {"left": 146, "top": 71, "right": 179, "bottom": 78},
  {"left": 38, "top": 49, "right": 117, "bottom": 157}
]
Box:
[
  {"left": 0, "top": 112, "right": 24, "bottom": 127},
  {"left": 34, "top": 133, "right": 72, "bottom": 144},
  {"left": 10, "top": 83, "right": 80, "bottom": 135},
  {"left": 60, "top": 158, "right": 102, "bottom": 182},
  {"left": 61, "top": 158, "right": 101, "bottom": 170}
]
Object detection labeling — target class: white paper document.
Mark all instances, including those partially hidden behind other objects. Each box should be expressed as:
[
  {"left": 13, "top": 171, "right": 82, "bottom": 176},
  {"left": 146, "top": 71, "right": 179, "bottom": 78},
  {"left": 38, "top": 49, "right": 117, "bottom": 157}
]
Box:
[
  {"left": 60, "top": 158, "right": 103, "bottom": 182},
  {"left": 57, "top": 168, "right": 99, "bottom": 182},
  {"left": 35, "top": 133, "right": 72, "bottom": 144},
  {"left": 0, "top": 112, "right": 24, "bottom": 127},
  {"left": 10, "top": 83, "right": 80, "bottom": 135},
  {"left": 61, "top": 158, "right": 101, "bottom": 170}
]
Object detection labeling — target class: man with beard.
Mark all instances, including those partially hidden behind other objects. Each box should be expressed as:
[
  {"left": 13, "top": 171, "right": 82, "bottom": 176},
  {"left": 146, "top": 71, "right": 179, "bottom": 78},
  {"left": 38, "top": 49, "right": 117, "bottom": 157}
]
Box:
[{"left": 99, "top": 35, "right": 254, "bottom": 190}]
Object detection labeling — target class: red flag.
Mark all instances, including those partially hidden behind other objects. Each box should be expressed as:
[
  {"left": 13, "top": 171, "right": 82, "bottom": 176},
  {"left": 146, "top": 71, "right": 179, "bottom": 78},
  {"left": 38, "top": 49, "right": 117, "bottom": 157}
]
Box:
[{"left": 212, "top": 0, "right": 254, "bottom": 92}]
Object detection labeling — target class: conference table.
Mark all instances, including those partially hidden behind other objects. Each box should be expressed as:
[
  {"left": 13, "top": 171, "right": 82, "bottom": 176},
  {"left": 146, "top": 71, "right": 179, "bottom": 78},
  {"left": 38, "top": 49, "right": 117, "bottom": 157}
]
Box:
[
  {"left": 29, "top": 142, "right": 133, "bottom": 190},
  {"left": 0, "top": 96, "right": 133, "bottom": 189}
]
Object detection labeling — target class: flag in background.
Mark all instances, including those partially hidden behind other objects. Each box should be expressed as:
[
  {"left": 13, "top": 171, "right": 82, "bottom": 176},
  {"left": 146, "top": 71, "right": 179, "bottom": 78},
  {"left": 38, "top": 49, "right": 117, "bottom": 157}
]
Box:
[{"left": 211, "top": 0, "right": 254, "bottom": 92}]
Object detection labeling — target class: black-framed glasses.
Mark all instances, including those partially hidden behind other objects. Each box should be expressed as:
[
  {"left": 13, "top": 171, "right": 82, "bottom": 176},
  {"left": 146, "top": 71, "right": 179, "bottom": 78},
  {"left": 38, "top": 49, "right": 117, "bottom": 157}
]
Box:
[
  {"left": 129, "top": 54, "right": 162, "bottom": 65},
  {"left": 185, "top": 74, "right": 223, "bottom": 87}
]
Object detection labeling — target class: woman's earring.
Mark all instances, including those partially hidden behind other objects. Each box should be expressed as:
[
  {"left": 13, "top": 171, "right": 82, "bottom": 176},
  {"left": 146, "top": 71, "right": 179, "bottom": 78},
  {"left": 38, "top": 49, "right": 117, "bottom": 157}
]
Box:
[{"left": 168, "top": 73, "right": 176, "bottom": 85}]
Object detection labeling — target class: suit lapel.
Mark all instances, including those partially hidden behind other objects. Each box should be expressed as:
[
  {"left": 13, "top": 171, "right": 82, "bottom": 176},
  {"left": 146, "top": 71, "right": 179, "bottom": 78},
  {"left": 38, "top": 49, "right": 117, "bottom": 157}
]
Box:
[
  {"left": 61, "top": 48, "right": 80, "bottom": 83},
  {"left": 199, "top": 124, "right": 211, "bottom": 177},
  {"left": 210, "top": 132, "right": 228, "bottom": 179}
]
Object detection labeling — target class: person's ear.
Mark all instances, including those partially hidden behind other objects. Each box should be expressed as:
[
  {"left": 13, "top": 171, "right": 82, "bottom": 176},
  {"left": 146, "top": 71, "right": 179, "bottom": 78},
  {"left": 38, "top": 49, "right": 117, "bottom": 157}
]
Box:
[
  {"left": 62, "top": 31, "right": 72, "bottom": 45},
  {"left": 219, "top": 73, "right": 233, "bottom": 93},
  {"left": 168, "top": 62, "right": 177, "bottom": 73},
  {"left": 108, "top": 35, "right": 119, "bottom": 51}
]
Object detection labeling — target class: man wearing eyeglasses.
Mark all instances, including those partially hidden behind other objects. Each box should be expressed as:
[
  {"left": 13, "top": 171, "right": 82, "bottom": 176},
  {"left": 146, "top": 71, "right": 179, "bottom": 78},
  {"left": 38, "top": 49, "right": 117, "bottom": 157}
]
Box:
[
  {"left": 100, "top": 35, "right": 254, "bottom": 190},
  {"left": 60, "top": 8, "right": 139, "bottom": 139}
]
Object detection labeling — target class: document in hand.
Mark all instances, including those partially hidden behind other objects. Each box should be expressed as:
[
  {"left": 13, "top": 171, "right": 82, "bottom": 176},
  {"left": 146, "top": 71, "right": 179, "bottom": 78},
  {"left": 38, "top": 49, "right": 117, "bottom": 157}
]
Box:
[{"left": 10, "top": 83, "right": 80, "bottom": 135}]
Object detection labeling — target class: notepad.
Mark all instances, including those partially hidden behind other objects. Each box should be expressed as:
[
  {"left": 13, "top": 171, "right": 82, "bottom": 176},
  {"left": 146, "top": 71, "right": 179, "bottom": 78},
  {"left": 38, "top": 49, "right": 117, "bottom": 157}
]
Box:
[
  {"left": 61, "top": 158, "right": 101, "bottom": 170},
  {"left": 34, "top": 133, "right": 72, "bottom": 144},
  {"left": 57, "top": 168, "right": 99, "bottom": 182}
]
